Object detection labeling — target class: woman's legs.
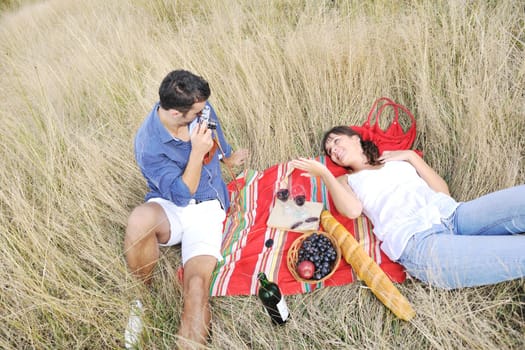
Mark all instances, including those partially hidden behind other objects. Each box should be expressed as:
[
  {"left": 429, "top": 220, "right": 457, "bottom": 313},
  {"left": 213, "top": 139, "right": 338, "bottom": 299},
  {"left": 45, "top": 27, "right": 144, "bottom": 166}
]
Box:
[
  {"left": 453, "top": 184, "right": 525, "bottom": 236},
  {"left": 399, "top": 185, "right": 525, "bottom": 289},
  {"left": 400, "top": 230, "right": 525, "bottom": 289}
]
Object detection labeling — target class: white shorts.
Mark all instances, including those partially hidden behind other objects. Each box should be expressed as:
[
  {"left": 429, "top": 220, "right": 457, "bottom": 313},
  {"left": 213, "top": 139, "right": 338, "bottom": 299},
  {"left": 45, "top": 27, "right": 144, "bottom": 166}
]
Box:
[{"left": 147, "top": 197, "right": 226, "bottom": 265}]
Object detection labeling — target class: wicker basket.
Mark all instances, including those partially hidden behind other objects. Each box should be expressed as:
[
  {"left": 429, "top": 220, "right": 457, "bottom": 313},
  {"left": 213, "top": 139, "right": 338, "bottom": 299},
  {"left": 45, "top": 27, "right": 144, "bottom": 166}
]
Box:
[{"left": 287, "top": 231, "right": 342, "bottom": 284}]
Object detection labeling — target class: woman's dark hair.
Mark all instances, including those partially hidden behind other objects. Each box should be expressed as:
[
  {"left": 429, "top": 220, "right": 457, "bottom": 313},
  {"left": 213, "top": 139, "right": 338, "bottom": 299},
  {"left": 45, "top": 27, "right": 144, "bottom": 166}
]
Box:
[
  {"left": 158, "top": 70, "right": 211, "bottom": 113},
  {"left": 321, "top": 126, "right": 381, "bottom": 166}
]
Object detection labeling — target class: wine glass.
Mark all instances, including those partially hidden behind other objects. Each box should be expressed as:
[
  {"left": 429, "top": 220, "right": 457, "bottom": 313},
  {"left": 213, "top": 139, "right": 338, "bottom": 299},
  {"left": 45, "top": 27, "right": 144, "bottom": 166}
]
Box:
[
  {"left": 275, "top": 188, "right": 292, "bottom": 214},
  {"left": 291, "top": 185, "right": 308, "bottom": 219},
  {"left": 276, "top": 188, "right": 290, "bottom": 202}
]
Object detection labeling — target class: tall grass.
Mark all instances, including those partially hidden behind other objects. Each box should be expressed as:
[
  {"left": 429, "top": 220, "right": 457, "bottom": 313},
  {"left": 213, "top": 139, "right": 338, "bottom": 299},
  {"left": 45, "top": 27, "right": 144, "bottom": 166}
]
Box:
[{"left": 0, "top": 0, "right": 523, "bottom": 349}]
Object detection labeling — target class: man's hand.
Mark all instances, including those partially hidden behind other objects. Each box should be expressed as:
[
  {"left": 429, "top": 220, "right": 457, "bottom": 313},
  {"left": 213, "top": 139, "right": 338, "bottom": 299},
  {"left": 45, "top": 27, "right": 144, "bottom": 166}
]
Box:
[
  {"left": 183, "top": 124, "right": 215, "bottom": 194},
  {"left": 190, "top": 123, "right": 214, "bottom": 159},
  {"left": 222, "top": 148, "right": 249, "bottom": 167}
]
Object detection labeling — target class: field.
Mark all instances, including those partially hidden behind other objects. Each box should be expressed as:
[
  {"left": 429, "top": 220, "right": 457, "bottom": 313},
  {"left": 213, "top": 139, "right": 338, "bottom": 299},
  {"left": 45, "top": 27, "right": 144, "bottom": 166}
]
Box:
[{"left": 1, "top": 0, "right": 524, "bottom": 349}]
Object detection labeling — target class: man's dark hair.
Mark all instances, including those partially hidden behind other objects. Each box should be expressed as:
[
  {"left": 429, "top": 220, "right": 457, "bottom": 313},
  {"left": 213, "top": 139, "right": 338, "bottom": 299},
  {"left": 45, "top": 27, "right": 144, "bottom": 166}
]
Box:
[{"left": 158, "top": 70, "right": 211, "bottom": 113}]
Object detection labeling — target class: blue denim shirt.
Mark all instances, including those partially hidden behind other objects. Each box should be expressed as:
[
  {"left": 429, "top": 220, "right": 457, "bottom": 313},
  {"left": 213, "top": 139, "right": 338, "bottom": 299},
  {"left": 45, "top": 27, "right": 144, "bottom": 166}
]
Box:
[{"left": 134, "top": 102, "right": 232, "bottom": 209}]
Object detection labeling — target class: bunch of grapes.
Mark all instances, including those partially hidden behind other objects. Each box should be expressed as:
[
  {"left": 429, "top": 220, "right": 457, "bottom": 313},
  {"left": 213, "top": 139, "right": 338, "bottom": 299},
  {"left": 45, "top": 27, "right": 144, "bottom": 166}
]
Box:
[{"left": 297, "top": 232, "right": 338, "bottom": 280}]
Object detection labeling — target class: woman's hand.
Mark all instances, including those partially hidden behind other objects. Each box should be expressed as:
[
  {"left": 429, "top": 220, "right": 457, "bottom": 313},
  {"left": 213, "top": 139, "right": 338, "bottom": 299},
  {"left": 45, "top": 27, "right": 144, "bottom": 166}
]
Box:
[
  {"left": 378, "top": 150, "right": 416, "bottom": 163},
  {"left": 290, "top": 157, "right": 363, "bottom": 218},
  {"left": 380, "top": 150, "right": 450, "bottom": 195},
  {"left": 289, "top": 157, "right": 330, "bottom": 178}
]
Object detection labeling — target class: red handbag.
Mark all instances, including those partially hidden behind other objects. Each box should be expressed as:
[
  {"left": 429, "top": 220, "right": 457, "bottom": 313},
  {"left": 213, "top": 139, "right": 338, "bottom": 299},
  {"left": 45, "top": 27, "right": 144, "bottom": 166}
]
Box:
[
  {"left": 351, "top": 97, "right": 417, "bottom": 154},
  {"left": 325, "top": 97, "right": 421, "bottom": 176}
]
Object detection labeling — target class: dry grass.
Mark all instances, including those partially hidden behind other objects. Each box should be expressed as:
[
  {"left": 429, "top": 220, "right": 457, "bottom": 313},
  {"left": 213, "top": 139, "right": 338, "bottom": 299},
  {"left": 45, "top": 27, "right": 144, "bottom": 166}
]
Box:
[{"left": 0, "top": 0, "right": 524, "bottom": 349}]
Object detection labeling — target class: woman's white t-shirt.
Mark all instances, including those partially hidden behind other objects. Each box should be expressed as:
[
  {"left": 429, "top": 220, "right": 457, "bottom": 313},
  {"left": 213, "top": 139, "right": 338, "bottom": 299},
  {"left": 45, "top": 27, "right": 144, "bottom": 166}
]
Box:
[{"left": 346, "top": 161, "right": 459, "bottom": 261}]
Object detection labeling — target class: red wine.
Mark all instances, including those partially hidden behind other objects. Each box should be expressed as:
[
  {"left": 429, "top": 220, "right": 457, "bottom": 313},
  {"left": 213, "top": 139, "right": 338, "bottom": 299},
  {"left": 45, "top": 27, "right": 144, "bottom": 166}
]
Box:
[
  {"left": 276, "top": 189, "right": 290, "bottom": 202},
  {"left": 257, "top": 272, "right": 289, "bottom": 325},
  {"left": 294, "top": 195, "right": 306, "bottom": 206}
]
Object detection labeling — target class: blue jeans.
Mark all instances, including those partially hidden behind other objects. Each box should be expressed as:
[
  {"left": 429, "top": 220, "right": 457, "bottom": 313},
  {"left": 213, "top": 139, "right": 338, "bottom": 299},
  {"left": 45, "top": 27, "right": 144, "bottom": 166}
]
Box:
[{"left": 398, "top": 185, "right": 525, "bottom": 289}]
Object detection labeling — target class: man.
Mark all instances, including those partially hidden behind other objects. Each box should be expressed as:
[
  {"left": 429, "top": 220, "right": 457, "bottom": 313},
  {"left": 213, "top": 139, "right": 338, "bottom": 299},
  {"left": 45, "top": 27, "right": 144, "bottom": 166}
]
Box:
[{"left": 124, "top": 70, "right": 248, "bottom": 348}]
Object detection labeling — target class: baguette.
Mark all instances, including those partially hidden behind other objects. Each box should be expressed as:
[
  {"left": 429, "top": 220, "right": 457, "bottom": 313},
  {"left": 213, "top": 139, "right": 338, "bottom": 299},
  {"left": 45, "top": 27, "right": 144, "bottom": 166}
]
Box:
[{"left": 321, "top": 210, "right": 416, "bottom": 321}]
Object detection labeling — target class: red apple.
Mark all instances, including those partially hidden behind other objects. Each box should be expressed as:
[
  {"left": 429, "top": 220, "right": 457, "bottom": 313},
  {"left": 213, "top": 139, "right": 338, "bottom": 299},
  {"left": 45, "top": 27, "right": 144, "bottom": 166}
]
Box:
[{"left": 297, "top": 260, "right": 315, "bottom": 279}]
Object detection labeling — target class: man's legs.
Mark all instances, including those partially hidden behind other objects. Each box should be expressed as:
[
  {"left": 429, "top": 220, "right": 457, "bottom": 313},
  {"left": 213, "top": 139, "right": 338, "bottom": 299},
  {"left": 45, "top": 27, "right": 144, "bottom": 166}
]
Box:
[
  {"left": 124, "top": 202, "right": 171, "bottom": 284},
  {"left": 123, "top": 202, "right": 172, "bottom": 349},
  {"left": 176, "top": 200, "right": 224, "bottom": 348},
  {"left": 124, "top": 199, "right": 223, "bottom": 348},
  {"left": 177, "top": 255, "right": 217, "bottom": 348}
]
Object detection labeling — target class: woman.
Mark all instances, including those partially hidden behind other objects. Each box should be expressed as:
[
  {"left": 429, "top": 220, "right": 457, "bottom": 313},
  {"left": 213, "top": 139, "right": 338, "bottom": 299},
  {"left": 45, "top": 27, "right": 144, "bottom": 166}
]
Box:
[{"left": 290, "top": 126, "right": 525, "bottom": 289}]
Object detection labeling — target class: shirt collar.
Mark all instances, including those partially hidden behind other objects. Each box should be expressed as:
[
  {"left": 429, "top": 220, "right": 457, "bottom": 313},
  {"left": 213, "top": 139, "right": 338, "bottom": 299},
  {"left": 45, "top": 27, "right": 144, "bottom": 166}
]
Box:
[{"left": 152, "top": 102, "right": 190, "bottom": 144}]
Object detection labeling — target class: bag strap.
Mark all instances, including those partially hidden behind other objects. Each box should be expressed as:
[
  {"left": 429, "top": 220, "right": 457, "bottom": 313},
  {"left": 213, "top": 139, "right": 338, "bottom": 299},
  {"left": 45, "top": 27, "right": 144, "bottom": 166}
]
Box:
[
  {"left": 368, "top": 97, "right": 416, "bottom": 132},
  {"left": 364, "top": 97, "right": 396, "bottom": 126}
]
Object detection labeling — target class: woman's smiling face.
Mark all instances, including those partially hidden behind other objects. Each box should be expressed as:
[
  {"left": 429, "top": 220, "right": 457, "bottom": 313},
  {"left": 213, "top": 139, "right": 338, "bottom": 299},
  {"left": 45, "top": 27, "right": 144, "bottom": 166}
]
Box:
[{"left": 324, "top": 133, "right": 361, "bottom": 166}]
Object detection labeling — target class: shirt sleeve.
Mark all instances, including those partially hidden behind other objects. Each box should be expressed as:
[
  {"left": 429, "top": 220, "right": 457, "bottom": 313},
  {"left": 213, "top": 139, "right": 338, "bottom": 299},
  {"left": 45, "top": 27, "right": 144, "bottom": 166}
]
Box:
[{"left": 139, "top": 151, "right": 193, "bottom": 206}]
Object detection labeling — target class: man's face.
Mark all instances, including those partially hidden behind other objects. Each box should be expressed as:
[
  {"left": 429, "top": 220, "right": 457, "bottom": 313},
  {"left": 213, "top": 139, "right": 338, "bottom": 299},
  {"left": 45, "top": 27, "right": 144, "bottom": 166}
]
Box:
[{"left": 180, "top": 101, "right": 207, "bottom": 124}]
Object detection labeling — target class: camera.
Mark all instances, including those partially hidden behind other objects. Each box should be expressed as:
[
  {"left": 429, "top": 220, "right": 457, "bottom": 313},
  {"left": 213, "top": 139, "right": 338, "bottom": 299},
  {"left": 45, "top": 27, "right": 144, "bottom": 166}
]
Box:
[
  {"left": 200, "top": 105, "right": 217, "bottom": 130},
  {"left": 206, "top": 120, "right": 217, "bottom": 130}
]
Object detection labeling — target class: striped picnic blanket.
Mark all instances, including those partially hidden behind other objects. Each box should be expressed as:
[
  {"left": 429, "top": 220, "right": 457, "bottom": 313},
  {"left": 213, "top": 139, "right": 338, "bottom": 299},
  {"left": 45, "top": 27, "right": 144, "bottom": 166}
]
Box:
[{"left": 210, "top": 155, "right": 406, "bottom": 296}]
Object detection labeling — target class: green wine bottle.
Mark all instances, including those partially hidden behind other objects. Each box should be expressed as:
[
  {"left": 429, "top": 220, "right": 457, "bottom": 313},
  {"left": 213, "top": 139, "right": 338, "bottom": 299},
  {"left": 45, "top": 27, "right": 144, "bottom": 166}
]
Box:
[{"left": 257, "top": 272, "right": 289, "bottom": 325}]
